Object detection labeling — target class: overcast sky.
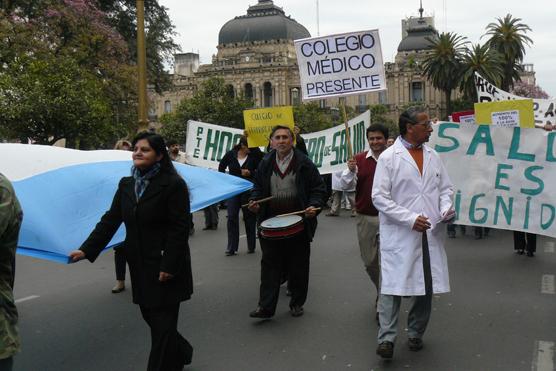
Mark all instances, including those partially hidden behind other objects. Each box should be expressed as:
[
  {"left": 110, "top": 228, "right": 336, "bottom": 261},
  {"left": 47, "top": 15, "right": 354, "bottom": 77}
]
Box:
[{"left": 158, "top": 0, "right": 555, "bottom": 97}]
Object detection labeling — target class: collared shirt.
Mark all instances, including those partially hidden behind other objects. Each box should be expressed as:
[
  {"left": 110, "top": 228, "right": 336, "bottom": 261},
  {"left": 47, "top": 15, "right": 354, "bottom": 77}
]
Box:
[
  {"left": 275, "top": 149, "right": 294, "bottom": 174},
  {"left": 399, "top": 135, "right": 422, "bottom": 149},
  {"left": 366, "top": 149, "right": 380, "bottom": 162}
]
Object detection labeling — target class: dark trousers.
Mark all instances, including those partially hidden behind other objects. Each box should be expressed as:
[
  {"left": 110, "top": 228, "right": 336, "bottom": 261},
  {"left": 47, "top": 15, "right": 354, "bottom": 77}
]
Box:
[
  {"left": 259, "top": 233, "right": 310, "bottom": 314},
  {"left": 0, "top": 357, "right": 13, "bottom": 371},
  {"left": 139, "top": 304, "right": 193, "bottom": 371},
  {"left": 226, "top": 192, "right": 256, "bottom": 253},
  {"left": 203, "top": 205, "right": 219, "bottom": 228},
  {"left": 513, "top": 231, "right": 536, "bottom": 253},
  {"left": 114, "top": 247, "right": 126, "bottom": 281}
]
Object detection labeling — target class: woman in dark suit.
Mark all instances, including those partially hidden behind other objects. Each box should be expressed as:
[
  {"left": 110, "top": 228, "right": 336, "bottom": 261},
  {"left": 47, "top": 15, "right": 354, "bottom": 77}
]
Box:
[
  {"left": 70, "top": 132, "right": 193, "bottom": 371},
  {"left": 218, "top": 136, "right": 262, "bottom": 255}
]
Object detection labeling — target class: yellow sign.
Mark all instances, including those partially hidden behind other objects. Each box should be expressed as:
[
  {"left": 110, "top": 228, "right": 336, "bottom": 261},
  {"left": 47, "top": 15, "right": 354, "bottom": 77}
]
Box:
[
  {"left": 474, "top": 99, "right": 534, "bottom": 128},
  {"left": 243, "top": 106, "right": 294, "bottom": 147}
]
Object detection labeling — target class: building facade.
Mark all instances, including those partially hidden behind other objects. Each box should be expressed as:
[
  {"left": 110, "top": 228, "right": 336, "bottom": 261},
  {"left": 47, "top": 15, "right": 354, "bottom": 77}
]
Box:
[{"left": 152, "top": 1, "right": 455, "bottom": 123}]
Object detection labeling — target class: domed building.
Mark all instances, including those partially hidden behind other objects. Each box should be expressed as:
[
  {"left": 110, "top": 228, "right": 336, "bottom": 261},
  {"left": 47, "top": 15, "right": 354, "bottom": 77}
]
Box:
[
  {"left": 195, "top": 0, "right": 310, "bottom": 108},
  {"left": 152, "top": 1, "right": 453, "bottom": 123}
]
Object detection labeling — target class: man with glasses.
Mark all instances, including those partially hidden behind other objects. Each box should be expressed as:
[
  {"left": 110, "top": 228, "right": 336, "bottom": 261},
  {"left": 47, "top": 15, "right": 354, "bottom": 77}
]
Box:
[{"left": 372, "top": 107, "right": 455, "bottom": 359}]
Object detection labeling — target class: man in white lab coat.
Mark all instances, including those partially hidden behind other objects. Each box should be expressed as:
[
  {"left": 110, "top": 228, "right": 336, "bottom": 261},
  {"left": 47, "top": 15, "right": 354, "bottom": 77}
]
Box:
[{"left": 372, "top": 107, "right": 455, "bottom": 359}]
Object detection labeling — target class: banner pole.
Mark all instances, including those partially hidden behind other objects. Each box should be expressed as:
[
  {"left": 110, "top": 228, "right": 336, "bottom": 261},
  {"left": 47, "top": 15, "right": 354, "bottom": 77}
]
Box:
[{"left": 340, "top": 101, "right": 353, "bottom": 158}]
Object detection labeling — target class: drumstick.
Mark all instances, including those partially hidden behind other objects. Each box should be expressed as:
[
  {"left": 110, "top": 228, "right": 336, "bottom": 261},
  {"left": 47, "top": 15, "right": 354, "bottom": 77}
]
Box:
[
  {"left": 241, "top": 196, "right": 274, "bottom": 208},
  {"left": 275, "top": 208, "right": 321, "bottom": 218}
]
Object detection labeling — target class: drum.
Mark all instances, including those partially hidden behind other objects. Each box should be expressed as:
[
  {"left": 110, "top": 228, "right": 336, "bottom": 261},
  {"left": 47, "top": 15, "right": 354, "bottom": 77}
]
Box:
[{"left": 259, "top": 215, "right": 304, "bottom": 240}]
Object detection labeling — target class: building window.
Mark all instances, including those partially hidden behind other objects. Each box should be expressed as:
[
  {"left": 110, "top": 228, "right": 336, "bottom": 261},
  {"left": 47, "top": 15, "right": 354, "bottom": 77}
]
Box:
[
  {"left": 358, "top": 94, "right": 367, "bottom": 106},
  {"left": 244, "top": 83, "right": 254, "bottom": 100},
  {"left": 411, "top": 82, "right": 423, "bottom": 102},
  {"left": 319, "top": 99, "right": 327, "bottom": 109},
  {"left": 263, "top": 82, "right": 273, "bottom": 107},
  {"left": 291, "top": 88, "right": 300, "bottom": 106},
  {"left": 225, "top": 84, "right": 235, "bottom": 98},
  {"left": 164, "top": 100, "right": 172, "bottom": 113},
  {"left": 378, "top": 90, "right": 387, "bottom": 105}
]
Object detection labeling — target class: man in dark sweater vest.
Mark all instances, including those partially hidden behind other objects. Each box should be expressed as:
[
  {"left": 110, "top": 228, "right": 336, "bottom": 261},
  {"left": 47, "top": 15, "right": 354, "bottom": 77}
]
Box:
[
  {"left": 340, "top": 124, "right": 388, "bottom": 315},
  {"left": 248, "top": 126, "right": 326, "bottom": 319}
]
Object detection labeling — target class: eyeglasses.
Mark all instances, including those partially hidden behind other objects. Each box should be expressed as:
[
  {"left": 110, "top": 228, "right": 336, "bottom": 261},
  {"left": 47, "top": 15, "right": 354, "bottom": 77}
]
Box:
[{"left": 412, "top": 120, "right": 432, "bottom": 128}]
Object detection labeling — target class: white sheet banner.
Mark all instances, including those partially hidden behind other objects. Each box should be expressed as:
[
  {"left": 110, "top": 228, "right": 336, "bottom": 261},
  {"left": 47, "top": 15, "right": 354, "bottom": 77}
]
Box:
[
  {"left": 294, "top": 30, "right": 386, "bottom": 100},
  {"left": 429, "top": 122, "right": 556, "bottom": 238},
  {"left": 185, "top": 111, "right": 371, "bottom": 175},
  {"left": 474, "top": 72, "right": 556, "bottom": 128}
]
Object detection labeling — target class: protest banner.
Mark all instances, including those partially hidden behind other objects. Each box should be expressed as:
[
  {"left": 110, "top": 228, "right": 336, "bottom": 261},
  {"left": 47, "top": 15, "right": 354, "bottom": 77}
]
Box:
[
  {"left": 474, "top": 72, "right": 556, "bottom": 128},
  {"left": 294, "top": 30, "right": 386, "bottom": 101},
  {"left": 450, "top": 110, "right": 475, "bottom": 124},
  {"left": 474, "top": 100, "right": 535, "bottom": 128},
  {"left": 429, "top": 122, "right": 556, "bottom": 238},
  {"left": 243, "top": 106, "right": 294, "bottom": 147},
  {"left": 185, "top": 111, "right": 371, "bottom": 174}
]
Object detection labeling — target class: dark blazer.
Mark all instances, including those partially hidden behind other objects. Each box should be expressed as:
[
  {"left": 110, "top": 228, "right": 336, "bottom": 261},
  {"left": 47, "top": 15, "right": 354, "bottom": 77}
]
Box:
[
  {"left": 218, "top": 148, "right": 263, "bottom": 182},
  {"left": 250, "top": 149, "right": 326, "bottom": 242},
  {"left": 80, "top": 171, "right": 193, "bottom": 308}
]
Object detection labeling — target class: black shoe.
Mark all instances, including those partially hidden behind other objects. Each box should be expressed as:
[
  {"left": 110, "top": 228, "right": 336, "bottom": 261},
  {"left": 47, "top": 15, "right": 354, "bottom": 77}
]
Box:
[
  {"left": 202, "top": 226, "right": 213, "bottom": 230},
  {"left": 516, "top": 249, "right": 524, "bottom": 255},
  {"left": 225, "top": 251, "right": 236, "bottom": 256},
  {"left": 247, "top": 249, "right": 255, "bottom": 254},
  {"left": 290, "top": 305, "right": 304, "bottom": 317},
  {"left": 447, "top": 232, "right": 456, "bottom": 239},
  {"left": 249, "top": 307, "right": 273, "bottom": 319},
  {"left": 408, "top": 337, "right": 423, "bottom": 351},
  {"left": 527, "top": 251, "right": 535, "bottom": 257},
  {"left": 376, "top": 341, "right": 394, "bottom": 359}
]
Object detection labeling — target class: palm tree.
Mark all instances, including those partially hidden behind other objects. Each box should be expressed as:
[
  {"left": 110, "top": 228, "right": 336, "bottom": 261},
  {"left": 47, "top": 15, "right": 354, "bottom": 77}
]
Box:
[
  {"left": 422, "top": 32, "right": 468, "bottom": 118},
  {"left": 484, "top": 14, "right": 533, "bottom": 91},
  {"left": 460, "top": 43, "right": 505, "bottom": 102}
]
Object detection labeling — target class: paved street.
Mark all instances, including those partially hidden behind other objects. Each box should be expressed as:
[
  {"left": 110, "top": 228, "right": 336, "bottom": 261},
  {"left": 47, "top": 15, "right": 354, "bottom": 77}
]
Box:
[{"left": 13, "top": 209, "right": 556, "bottom": 371}]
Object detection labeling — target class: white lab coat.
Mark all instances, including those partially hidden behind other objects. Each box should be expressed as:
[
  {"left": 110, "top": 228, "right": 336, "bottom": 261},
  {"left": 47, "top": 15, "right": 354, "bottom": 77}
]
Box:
[{"left": 371, "top": 138, "right": 454, "bottom": 296}]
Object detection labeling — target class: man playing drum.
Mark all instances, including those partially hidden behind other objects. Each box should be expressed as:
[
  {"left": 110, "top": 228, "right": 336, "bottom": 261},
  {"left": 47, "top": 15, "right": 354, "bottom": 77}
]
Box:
[{"left": 248, "top": 126, "right": 326, "bottom": 319}]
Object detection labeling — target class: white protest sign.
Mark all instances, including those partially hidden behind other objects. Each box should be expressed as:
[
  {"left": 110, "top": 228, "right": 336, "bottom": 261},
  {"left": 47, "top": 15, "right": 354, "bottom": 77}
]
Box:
[
  {"left": 474, "top": 72, "right": 556, "bottom": 128},
  {"left": 429, "top": 122, "right": 556, "bottom": 238},
  {"left": 185, "top": 111, "right": 371, "bottom": 174},
  {"left": 294, "top": 30, "right": 386, "bottom": 100},
  {"left": 491, "top": 110, "right": 519, "bottom": 127}
]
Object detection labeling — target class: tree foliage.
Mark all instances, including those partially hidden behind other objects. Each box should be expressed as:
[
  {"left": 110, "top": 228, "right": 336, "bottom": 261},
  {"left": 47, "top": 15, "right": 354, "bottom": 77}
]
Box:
[
  {"left": 96, "top": 0, "right": 180, "bottom": 93},
  {"left": 160, "top": 78, "right": 254, "bottom": 143},
  {"left": 484, "top": 14, "right": 533, "bottom": 91},
  {"left": 511, "top": 81, "right": 549, "bottom": 99},
  {"left": 422, "top": 32, "right": 468, "bottom": 117},
  {"left": 293, "top": 102, "right": 333, "bottom": 133},
  {"left": 459, "top": 43, "right": 505, "bottom": 102},
  {"left": 0, "top": 0, "right": 137, "bottom": 146}
]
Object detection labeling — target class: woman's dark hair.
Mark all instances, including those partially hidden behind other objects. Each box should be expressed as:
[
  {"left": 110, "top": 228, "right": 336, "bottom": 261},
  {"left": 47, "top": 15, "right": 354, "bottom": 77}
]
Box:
[
  {"left": 132, "top": 132, "right": 177, "bottom": 174},
  {"left": 233, "top": 135, "right": 248, "bottom": 151},
  {"left": 399, "top": 106, "right": 426, "bottom": 136}
]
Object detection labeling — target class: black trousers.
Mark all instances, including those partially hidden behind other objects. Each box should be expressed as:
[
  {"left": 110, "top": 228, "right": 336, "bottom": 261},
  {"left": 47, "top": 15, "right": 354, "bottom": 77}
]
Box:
[
  {"left": 513, "top": 231, "right": 537, "bottom": 253},
  {"left": 226, "top": 192, "right": 256, "bottom": 253},
  {"left": 259, "top": 233, "right": 310, "bottom": 314},
  {"left": 139, "top": 304, "right": 193, "bottom": 371},
  {"left": 114, "top": 247, "right": 126, "bottom": 281}
]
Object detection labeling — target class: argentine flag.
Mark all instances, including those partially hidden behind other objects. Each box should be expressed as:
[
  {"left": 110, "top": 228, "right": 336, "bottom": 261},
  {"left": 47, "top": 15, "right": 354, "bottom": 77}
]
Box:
[{"left": 1, "top": 144, "right": 252, "bottom": 263}]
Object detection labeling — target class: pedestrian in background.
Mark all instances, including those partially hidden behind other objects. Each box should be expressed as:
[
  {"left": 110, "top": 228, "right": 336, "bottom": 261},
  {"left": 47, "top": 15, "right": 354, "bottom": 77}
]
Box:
[
  {"left": 218, "top": 136, "right": 263, "bottom": 255},
  {"left": 110, "top": 139, "right": 132, "bottom": 294},
  {"left": 0, "top": 173, "right": 23, "bottom": 371},
  {"left": 340, "top": 123, "right": 389, "bottom": 319},
  {"left": 372, "top": 107, "right": 454, "bottom": 359},
  {"left": 70, "top": 132, "right": 194, "bottom": 371}
]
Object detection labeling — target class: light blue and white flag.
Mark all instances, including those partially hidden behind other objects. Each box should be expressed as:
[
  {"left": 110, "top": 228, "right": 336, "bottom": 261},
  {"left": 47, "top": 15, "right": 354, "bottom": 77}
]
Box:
[{"left": 0, "top": 144, "right": 252, "bottom": 263}]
